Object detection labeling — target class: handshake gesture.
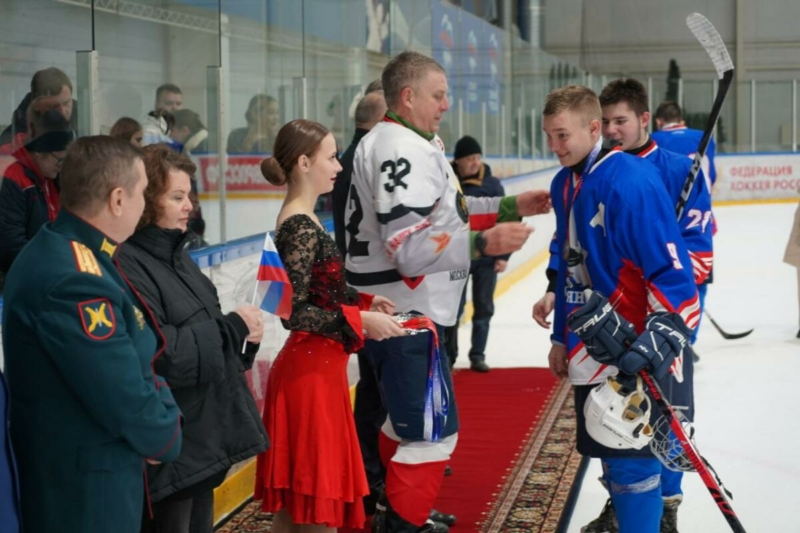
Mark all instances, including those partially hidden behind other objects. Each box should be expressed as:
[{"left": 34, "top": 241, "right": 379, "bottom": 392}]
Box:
[{"left": 567, "top": 291, "right": 692, "bottom": 384}]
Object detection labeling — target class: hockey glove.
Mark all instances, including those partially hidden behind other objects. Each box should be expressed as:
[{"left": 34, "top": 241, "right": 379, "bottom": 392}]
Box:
[
  {"left": 619, "top": 312, "right": 692, "bottom": 381},
  {"left": 567, "top": 291, "right": 637, "bottom": 365}
]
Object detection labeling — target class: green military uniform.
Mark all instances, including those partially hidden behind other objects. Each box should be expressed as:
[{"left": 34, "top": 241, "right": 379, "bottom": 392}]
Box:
[{"left": 2, "top": 210, "right": 183, "bottom": 533}]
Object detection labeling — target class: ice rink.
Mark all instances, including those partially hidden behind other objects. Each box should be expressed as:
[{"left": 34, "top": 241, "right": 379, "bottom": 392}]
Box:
[{"left": 452, "top": 201, "right": 800, "bottom": 532}]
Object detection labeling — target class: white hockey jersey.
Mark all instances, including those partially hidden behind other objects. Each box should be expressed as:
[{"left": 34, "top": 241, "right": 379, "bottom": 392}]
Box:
[{"left": 344, "top": 118, "right": 501, "bottom": 326}]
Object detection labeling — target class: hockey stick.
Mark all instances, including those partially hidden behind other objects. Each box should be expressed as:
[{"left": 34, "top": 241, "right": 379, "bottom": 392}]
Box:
[
  {"left": 639, "top": 369, "right": 747, "bottom": 533},
  {"left": 676, "top": 13, "right": 734, "bottom": 221},
  {"left": 704, "top": 309, "right": 754, "bottom": 340},
  {"left": 680, "top": 14, "right": 754, "bottom": 340}
]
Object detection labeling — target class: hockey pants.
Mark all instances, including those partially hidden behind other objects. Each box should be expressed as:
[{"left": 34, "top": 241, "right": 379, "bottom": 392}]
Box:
[
  {"left": 379, "top": 418, "right": 457, "bottom": 526},
  {"left": 602, "top": 458, "right": 662, "bottom": 533}
]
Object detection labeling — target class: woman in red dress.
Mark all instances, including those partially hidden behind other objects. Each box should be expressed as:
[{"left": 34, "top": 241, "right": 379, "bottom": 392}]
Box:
[{"left": 255, "top": 119, "right": 405, "bottom": 532}]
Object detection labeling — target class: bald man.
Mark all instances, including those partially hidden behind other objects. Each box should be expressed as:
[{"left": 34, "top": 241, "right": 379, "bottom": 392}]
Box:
[{"left": 333, "top": 89, "right": 387, "bottom": 256}]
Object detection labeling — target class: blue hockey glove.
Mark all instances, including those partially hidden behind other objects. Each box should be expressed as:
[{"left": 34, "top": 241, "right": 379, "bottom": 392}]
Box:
[
  {"left": 619, "top": 312, "right": 692, "bottom": 381},
  {"left": 567, "top": 291, "right": 638, "bottom": 365}
]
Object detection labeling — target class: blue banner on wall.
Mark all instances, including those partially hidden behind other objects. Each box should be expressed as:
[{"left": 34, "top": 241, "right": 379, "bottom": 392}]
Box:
[
  {"left": 460, "top": 11, "right": 483, "bottom": 114},
  {"left": 431, "top": 1, "right": 461, "bottom": 106},
  {"left": 431, "top": 3, "right": 503, "bottom": 115},
  {"left": 485, "top": 25, "right": 503, "bottom": 115}
]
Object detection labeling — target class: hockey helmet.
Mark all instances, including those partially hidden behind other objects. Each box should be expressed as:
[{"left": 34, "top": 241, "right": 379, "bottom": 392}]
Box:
[
  {"left": 650, "top": 409, "right": 698, "bottom": 472},
  {"left": 584, "top": 375, "right": 654, "bottom": 450}
]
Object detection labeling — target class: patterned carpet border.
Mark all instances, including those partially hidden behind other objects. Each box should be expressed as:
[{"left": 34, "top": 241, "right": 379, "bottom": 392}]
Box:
[{"left": 482, "top": 380, "right": 584, "bottom": 533}]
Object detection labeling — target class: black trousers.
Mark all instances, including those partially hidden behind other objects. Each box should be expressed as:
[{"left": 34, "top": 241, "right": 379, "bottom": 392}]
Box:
[
  {"left": 141, "top": 488, "right": 215, "bottom": 533},
  {"left": 353, "top": 349, "right": 387, "bottom": 514},
  {"left": 444, "top": 261, "right": 497, "bottom": 367}
]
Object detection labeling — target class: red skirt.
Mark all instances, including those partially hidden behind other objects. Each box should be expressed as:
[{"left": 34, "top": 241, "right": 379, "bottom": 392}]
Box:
[{"left": 254, "top": 331, "right": 369, "bottom": 528}]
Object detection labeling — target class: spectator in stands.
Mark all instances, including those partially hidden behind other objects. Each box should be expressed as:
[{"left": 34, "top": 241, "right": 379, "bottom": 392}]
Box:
[
  {"left": 443, "top": 135, "right": 508, "bottom": 373},
  {"left": 0, "top": 67, "right": 77, "bottom": 153},
  {"left": 117, "top": 144, "right": 268, "bottom": 533},
  {"left": 169, "top": 109, "right": 209, "bottom": 155},
  {"left": 0, "top": 100, "right": 76, "bottom": 283},
  {"left": 110, "top": 117, "right": 144, "bottom": 147},
  {"left": 3, "top": 136, "right": 183, "bottom": 533},
  {"left": 142, "top": 83, "right": 183, "bottom": 146},
  {"left": 227, "top": 94, "right": 280, "bottom": 154}
]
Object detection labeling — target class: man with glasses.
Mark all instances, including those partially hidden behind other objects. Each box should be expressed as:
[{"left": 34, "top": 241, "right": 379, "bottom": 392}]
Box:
[{"left": 0, "top": 98, "right": 76, "bottom": 285}]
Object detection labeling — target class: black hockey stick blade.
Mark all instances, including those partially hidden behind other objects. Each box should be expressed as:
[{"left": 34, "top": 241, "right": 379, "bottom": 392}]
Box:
[
  {"left": 704, "top": 309, "right": 754, "bottom": 340},
  {"left": 639, "top": 370, "right": 747, "bottom": 533},
  {"left": 676, "top": 13, "right": 734, "bottom": 220}
]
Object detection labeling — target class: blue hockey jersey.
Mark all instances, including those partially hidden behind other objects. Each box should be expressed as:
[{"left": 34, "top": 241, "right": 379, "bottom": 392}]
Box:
[
  {"left": 551, "top": 146, "right": 700, "bottom": 385},
  {"left": 639, "top": 140, "right": 714, "bottom": 284},
  {"left": 547, "top": 140, "right": 715, "bottom": 285},
  {"left": 652, "top": 124, "right": 717, "bottom": 186}
]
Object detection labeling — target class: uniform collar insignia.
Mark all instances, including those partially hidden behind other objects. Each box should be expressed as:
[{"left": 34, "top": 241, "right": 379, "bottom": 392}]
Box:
[{"left": 100, "top": 238, "right": 118, "bottom": 258}]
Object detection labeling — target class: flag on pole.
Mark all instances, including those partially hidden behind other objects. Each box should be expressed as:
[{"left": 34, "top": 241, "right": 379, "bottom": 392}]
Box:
[{"left": 255, "top": 233, "right": 293, "bottom": 319}]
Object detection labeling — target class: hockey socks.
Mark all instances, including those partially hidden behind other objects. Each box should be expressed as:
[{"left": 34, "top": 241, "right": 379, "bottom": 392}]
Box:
[{"left": 378, "top": 420, "right": 457, "bottom": 526}]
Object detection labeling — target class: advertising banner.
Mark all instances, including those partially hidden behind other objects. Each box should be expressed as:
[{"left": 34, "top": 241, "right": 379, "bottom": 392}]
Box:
[
  {"left": 195, "top": 155, "right": 285, "bottom": 196},
  {"left": 714, "top": 154, "right": 800, "bottom": 201}
]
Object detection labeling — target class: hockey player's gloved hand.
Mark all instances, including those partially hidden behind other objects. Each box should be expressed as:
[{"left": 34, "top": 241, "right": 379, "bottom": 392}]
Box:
[
  {"left": 567, "top": 291, "right": 637, "bottom": 364},
  {"left": 619, "top": 312, "right": 692, "bottom": 381}
]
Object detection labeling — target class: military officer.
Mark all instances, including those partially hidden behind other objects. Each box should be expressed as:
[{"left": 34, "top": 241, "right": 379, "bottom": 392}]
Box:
[{"left": 2, "top": 136, "right": 183, "bottom": 533}]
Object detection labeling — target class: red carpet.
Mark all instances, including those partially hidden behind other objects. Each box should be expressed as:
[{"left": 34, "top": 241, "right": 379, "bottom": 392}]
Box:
[
  {"left": 216, "top": 367, "right": 567, "bottom": 533},
  {"left": 435, "top": 367, "right": 559, "bottom": 532}
]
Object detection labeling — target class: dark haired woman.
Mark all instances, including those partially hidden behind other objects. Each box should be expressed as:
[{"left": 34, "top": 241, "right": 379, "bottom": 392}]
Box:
[
  {"left": 117, "top": 144, "right": 269, "bottom": 533},
  {"left": 254, "top": 119, "right": 404, "bottom": 532},
  {"left": 110, "top": 117, "right": 144, "bottom": 147}
]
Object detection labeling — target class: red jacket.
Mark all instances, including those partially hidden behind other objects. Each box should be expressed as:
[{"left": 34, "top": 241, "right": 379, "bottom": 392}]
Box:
[{"left": 0, "top": 146, "right": 60, "bottom": 273}]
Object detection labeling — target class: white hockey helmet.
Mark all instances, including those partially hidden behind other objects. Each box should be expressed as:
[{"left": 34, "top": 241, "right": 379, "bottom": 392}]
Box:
[{"left": 584, "top": 375, "right": 654, "bottom": 450}]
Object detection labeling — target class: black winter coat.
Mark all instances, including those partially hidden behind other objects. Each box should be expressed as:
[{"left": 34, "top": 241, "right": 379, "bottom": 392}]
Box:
[
  {"left": 117, "top": 225, "right": 269, "bottom": 502},
  {"left": 332, "top": 127, "right": 369, "bottom": 258}
]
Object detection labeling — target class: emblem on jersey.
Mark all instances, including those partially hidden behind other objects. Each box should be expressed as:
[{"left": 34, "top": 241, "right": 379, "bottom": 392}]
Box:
[
  {"left": 589, "top": 202, "right": 606, "bottom": 236},
  {"left": 79, "top": 298, "right": 116, "bottom": 340},
  {"left": 133, "top": 306, "right": 146, "bottom": 331},
  {"left": 100, "top": 238, "right": 117, "bottom": 258},
  {"left": 430, "top": 232, "right": 451, "bottom": 254},
  {"left": 455, "top": 191, "right": 469, "bottom": 223},
  {"left": 381, "top": 158, "right": 411, "bottom": 193},
  {"left": 71, "top": 241, "right": 102, "bottom": 277},
  {"left": 402, "top": 276, "right": 424, "bottom": 290}
]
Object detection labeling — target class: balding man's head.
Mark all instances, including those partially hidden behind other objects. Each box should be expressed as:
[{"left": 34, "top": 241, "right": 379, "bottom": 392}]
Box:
[{"left": 355, "top": 91, "right": 387, "bottom": 131}]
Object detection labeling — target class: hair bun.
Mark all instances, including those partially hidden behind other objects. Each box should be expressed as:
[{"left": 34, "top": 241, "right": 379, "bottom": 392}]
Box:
[{"left": 260, "top": 156, "right": 287, "bottom": 186}]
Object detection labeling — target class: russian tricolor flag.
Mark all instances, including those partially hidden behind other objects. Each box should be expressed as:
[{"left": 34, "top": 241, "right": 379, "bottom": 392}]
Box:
[{"left": 256, "top": 233, "right": 293, "bottom": 319}]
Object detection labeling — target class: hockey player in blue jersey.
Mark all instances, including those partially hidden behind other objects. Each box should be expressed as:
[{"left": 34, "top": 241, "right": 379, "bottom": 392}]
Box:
[
  {"left": 601, "top": 80, "right": 714, "bottom": 345},
  {"left": 567, "top": 79, "right": 714, "bottom": 533},
  {"left": 653, "top": 101, "right": 717, "bottom": 190},
  {"left": 542, "top": 85, "right": 700, "bottom": 533}
]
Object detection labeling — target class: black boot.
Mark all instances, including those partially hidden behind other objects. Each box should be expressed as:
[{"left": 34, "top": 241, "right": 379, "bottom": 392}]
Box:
[
  {"left": 580, "top": 498, "right": 618, "bottom": 533},
  {"left": 372, "top": 491, "right": 449, "bottom": 533},
  {"left": 429, "top": 509, "right": 456, "bottom": 526},
  {"left": 660, "top": 495, "right": 681, "bottom": 533}
]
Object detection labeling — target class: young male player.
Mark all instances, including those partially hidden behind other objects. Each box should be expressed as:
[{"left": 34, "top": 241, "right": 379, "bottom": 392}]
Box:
[{"left": 543, "top": 85, "right": 699, "bottom": 533}]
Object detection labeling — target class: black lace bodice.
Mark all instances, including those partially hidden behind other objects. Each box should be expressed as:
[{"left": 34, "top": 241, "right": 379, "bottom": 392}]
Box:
[{"left": 274, "top": 214, "right": 362, "bottom": 349}]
